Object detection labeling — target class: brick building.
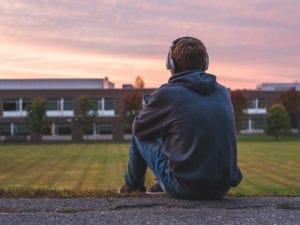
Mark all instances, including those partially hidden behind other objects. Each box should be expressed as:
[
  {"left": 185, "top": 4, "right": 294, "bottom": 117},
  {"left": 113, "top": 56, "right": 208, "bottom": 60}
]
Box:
[
  {"left": 240, "top": 90, "right": 283, "bottom": 134},
  {"left": 240, "top": 83, "right": 299, "bottom": 134},
  {"left": 0, "top": 79, "right": 153, "bottom": 142},
  {"left": 0, "top": 79, "right": 299, "bottom": 142}
]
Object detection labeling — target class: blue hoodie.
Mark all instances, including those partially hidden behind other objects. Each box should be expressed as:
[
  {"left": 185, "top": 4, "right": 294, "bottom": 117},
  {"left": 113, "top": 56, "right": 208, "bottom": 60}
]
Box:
[{"left": 133, "top": 70, "right": 242, "bottom": 190}]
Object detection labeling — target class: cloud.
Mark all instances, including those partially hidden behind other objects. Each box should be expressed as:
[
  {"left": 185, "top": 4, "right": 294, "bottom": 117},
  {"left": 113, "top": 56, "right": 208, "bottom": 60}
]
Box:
[{"left": 0, "top": 0, "right": 299, "bottom": 89}]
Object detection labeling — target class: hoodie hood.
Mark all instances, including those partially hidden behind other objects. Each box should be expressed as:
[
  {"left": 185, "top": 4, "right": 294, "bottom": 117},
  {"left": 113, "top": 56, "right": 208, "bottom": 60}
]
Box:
[{"left": 168, "top": 70, "right": 216, "bottom": 95}]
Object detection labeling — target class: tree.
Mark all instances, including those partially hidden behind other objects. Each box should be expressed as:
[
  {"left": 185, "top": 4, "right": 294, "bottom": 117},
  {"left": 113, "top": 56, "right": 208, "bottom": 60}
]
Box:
[
  {"left": 26, "top": 97, "right": 48, "bottom": 142},
  {"left": 265, "top": 104, "right": 290, "bottom": 140},
  {"left": 134, "top": 75, "right": 145, "bottom": 88},
  {"left": 123, "top": 91, "right": 143, "bottom": 126},
  {"left": 76, "top": 96, "right": 98, "bottom": 137},
  {"left": 279, "top": 88, "right": 300, "bottom": 130},
  {"left": 230, "top": 90, "right": 247, "bottom": 133}
]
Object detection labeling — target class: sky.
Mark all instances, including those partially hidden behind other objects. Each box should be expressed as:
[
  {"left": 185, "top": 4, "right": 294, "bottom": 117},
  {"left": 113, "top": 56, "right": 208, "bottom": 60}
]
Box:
[{"left": 0, "top": 0, "right": 299, "bottom": 89}]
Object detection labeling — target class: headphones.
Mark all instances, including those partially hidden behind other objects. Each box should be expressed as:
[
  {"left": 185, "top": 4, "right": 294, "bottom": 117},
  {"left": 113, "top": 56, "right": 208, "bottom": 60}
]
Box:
[{"left": 166, "top": 36, "right": 209, "bottom": 74}]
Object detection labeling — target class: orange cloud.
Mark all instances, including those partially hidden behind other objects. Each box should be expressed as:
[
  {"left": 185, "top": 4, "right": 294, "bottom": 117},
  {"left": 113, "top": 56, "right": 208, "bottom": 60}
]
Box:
[{"left": 0, "top": 0, "right": 299, "bottom": 89}]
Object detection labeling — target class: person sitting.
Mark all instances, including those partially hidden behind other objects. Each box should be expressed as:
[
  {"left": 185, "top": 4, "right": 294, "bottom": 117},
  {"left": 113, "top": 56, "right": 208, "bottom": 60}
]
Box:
[{"left": 119, "top": 36, "right": 243, "bottom": 199}]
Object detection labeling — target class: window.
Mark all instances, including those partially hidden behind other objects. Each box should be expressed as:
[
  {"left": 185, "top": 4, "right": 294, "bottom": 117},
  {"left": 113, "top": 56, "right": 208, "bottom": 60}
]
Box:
[
  {"left": 96, "top": 124, "right": 113, "bottom": 135},
  {"left": 247, "top": 98, "right": 266, "bottom": 109},
  {"left": 3, "top": 99, "right": 31, "bottom": 112},
  {"left": 22, "top": 99, "right": 31, "bottom": 111},
  {"left": 46, "top": 98, "right": 74, "bottom": 117},
  {"left": 246, "top": 98, "right": 267, "bottom": 115},
  {"left": 247, "top": 99, "right": 256, "bottom": 109},
  {"left": 64, "top": 98, "right": 74, "bottom": 110},
  {"left": 104, "top": 98, "right": 114, "bottom": 110},
  {"left": 0, "top": 124, "right": 11, "bottom": 135},
  {"left": 3, "top": 99, "right": 19, "bottom": 111},
  {"left": 2, "top": 99, "right": 30, "bottom": 117},
  {"left": 257, "top": 99, "right": 266, "bottom": 109},
  {"left": 14, "top": 124, "right": 30, "bottom": 135},
  {"left": 56, "top": 123, "right": 71, "bottom": 135},
  {"left": 252, "top": 119, "right": 264, "bottom": 130},
  {"left": 47, "top": 99, "right": 61, "bottom": 111},
  {"left": 96, "top": 98, "right": 115, "bottom": 116},
  {"left": 47, "top": 98, "right": 74, "bottom": 111}
]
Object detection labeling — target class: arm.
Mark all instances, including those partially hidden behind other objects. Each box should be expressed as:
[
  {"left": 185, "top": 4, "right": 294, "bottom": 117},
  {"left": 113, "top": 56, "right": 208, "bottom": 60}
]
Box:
[{"left": 133, "top": 91, "right": 170, "bottom": 140}]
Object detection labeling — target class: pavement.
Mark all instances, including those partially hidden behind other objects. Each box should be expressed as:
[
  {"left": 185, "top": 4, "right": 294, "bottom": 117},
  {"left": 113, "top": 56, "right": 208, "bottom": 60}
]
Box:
[{"left": 0, "top": 197, "right": 299, "bottom": 225}]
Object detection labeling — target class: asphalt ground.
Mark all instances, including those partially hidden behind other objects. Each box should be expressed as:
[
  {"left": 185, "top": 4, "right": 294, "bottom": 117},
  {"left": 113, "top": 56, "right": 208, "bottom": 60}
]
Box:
[{"left": 0, "top": 197, "right": 299, "bottom": 225}]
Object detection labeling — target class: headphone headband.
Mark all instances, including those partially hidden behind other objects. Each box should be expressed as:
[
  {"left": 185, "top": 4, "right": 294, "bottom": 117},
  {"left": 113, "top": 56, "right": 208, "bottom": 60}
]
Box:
[
  {"left": 166, "top": 36, "right": 209, "bottom": 73},
  {"left": 172, "top": 36, "right": 192, "bottom": 46}
]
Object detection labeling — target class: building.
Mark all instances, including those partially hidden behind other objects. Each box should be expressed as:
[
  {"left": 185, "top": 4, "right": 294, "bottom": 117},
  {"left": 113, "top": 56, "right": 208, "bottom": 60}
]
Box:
[
  {"left": 0, "top": 79, "right": 299, "bottom": 142},
  {"left": 257, "top": 82, "right": 300, "bottom": 91},
  {"left": 0, "top": 78, "right": 115, "bottom": 90},
  {"left": 240, "top": 83, "right": 300, "bottom": 134},
  {"left": 240, "top": 90, "right": 280, "bottom": 134},
  {"left": 0, "top": 78, "right": 153, "bottom": 142}
]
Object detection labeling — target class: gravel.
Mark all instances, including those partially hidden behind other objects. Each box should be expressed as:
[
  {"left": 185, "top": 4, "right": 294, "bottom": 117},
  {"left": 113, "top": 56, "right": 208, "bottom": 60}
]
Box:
[{"left": 0, "top": 197, "right": 299, "bottom": 225}]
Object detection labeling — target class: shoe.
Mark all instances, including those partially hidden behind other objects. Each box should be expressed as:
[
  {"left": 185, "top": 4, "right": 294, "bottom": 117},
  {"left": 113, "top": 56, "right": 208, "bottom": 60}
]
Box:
[
  {"left": 147, "top": 183, "right": 164, "bottom": 194},
  {"left": 118, "top": 184, "right": 146, "bottom": 194}
]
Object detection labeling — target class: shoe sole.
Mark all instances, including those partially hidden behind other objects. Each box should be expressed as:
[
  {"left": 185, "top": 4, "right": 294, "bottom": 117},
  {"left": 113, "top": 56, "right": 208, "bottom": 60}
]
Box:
[{"left": 146, "top": 191, "right": 165, "bottom": 195}]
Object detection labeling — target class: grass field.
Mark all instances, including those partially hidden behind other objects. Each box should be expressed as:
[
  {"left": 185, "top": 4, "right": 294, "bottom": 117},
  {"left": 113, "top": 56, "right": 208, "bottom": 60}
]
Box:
[{"left": 0, "top": 136, "right": 299, "bottom": 197}]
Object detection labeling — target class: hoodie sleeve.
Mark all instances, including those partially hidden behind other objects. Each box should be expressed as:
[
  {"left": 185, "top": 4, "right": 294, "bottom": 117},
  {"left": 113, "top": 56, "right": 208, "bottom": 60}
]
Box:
[{"left": 132, "top": 89, "right": 171, "bottom": 140}]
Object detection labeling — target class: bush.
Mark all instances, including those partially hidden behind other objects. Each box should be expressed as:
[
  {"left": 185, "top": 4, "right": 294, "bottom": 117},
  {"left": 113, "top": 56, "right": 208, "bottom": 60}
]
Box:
[{"left": 265, "top": 104, "right": 290, "bottom": 140}]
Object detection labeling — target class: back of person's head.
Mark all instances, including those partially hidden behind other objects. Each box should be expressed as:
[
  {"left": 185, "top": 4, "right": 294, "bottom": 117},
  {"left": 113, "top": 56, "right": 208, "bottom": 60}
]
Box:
[{"left": 166, "top": 36, "right": 208, "bottom": 74}]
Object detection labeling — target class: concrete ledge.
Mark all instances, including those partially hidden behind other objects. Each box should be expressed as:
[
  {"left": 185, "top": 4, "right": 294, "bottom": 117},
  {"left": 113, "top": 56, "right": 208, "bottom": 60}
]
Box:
[{"left": 0, "top": 197, "right": 299, "bottom": 225}]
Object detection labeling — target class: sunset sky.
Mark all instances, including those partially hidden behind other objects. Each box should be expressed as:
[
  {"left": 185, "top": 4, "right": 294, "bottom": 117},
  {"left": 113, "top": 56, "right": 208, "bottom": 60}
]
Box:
[{"left": 0, "top": 0, "right": 299, "bottom": 89}]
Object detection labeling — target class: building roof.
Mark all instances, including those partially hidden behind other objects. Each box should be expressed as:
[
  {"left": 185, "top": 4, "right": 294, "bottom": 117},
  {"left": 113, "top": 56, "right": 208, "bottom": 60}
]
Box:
[
  {"left": 0, "top": 79, "right": 114, "bottom": 90},
  {"left": 257, "top": 82, "right": 300, "bottom": 91}
]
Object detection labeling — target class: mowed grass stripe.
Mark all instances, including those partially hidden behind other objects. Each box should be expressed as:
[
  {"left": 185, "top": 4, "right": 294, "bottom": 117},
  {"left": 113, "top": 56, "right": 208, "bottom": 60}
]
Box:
[
  {"left": 75, "top": 144, "right": 99, "bottom": 190},
  {"left": 0, "top": 146, "right": 47, "bottom": 178},
  {"left": 0, "top": 138, "right": 299, "bottom": 196},
  {"left": 49, "top": 143, "right": 131, "bottom": 190},
  {"left": 101, "top": 143, "right": 130, "bottom": 190},
  {"left": 250, "top": 158, "right": 299, "bottom": 174},
  {"left": 51, "top": 144, "right": 103, "bottom": 190},
  {"left": 234, "top": 140, "right": 300, "bottom": 196},
  {"left": 230, "top": 177, "right": 292, "bottom": 196},
  {"left": 103, "top": 143, "right": 123, "bottom": 189},
  {"left": 238, "top": 142, "right": 299, "bottom": 159},
  {"left": 0, "top": 145, "right": 62, "bottom": 188},
  {"left": 23, "top": 145, "right": 79, "bottom": 189},
  {"left": 83, "top": 143, "right": 108, "bottom": 189},
  {"left": 47, "top": 144, "right": 87, "bottom": 190},
  {"left": 74, "top": 143, "right": 115, "bottom": 190},
  {"left": 242, "top": 165, "right": 297, "bottom": 188},
  {"left": 239, "top": 155, "right": 299, "bottom": 181},
  {"left": 14, "top": 146, "right": 68, "bottom": 188},
  {"left": 241, "top": 157, "right": 299, "bottom": 185},
  {"left": 237, "top": 142, "right": 299, "bottom": 189}
]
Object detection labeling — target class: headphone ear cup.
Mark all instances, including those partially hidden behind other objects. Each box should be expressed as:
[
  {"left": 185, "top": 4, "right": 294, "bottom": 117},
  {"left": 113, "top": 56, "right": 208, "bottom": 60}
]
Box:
[
  {"left": 169, "top": 57, "right": 175, "bottom": 73},
  {"left": 166, "top": 50, "right": 175, "bottom": 73}
]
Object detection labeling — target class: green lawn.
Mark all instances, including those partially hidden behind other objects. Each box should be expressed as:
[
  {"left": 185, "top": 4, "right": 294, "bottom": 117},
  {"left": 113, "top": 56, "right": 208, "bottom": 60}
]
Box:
[
  {"left": 0, "top": 136, "right": 299, "bottom": 197},
  {"left": 233, "top": 136, "right": 300, "bottom": 196}
]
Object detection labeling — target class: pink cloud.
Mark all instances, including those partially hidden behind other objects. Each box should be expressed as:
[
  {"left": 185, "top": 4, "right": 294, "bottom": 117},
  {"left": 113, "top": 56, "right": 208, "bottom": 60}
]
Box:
[{"left": 0, "top": 0, "right": 299, "bottom": 89}]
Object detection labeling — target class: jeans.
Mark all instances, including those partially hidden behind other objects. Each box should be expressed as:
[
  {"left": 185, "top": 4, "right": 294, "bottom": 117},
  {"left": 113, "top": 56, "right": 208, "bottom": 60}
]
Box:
[{"left": 124, "top": 136, "right": 228, "bottom": 199}]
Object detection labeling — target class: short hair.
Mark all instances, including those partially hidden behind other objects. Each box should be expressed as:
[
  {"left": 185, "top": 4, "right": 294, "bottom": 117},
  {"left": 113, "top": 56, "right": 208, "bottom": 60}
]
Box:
[{"left": 171, "top": 37, "right": 207, "bottom": 73}]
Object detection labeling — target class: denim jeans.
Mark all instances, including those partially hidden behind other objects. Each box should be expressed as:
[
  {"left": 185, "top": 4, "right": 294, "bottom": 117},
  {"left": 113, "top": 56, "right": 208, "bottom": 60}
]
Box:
[{"left": 124, "top": 136, "right": 228, "bottom": 199}]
